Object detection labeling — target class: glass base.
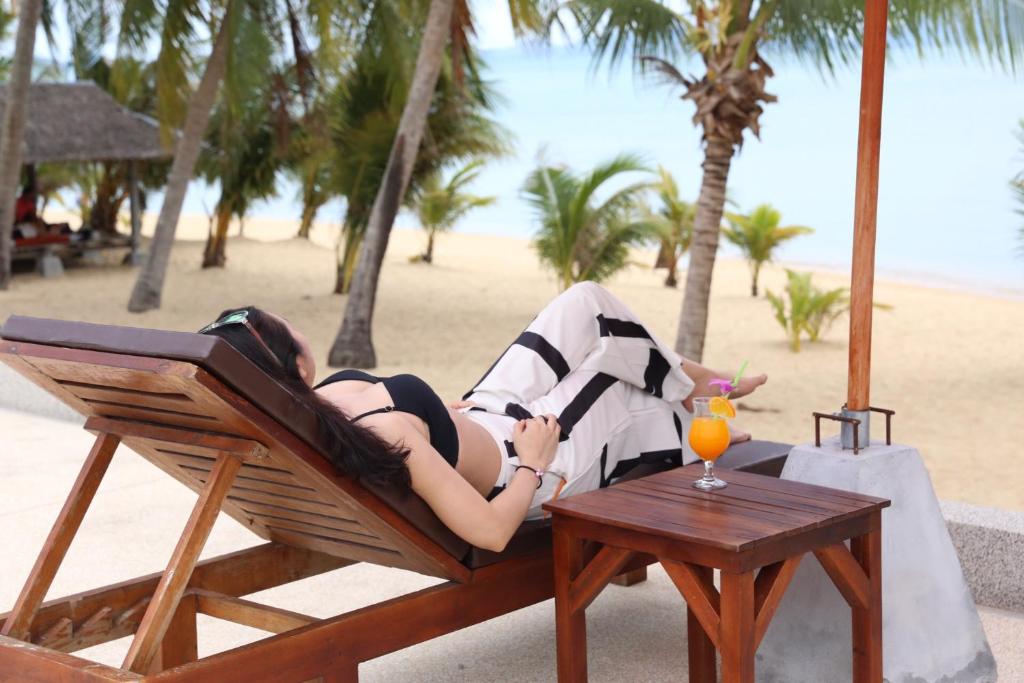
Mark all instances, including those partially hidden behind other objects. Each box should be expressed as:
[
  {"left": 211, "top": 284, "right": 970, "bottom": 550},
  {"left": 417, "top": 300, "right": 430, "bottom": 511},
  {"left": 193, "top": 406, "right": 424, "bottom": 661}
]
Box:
[{"left": 693, "top": 476, "right": 727, "bottom": 491}]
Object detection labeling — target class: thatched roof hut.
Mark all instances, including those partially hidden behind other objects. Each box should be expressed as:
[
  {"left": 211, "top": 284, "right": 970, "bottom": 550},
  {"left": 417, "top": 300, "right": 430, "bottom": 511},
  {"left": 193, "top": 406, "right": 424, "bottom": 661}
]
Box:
[{"left": 0, "top": 81, "right": 170, "bottom": 164}]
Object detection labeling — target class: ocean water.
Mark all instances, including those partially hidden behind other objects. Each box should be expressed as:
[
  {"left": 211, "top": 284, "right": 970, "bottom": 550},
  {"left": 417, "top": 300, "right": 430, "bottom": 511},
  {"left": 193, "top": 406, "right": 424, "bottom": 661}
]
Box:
[{"left": 184, "top": 45, "right": 1024, "bottom": 293}]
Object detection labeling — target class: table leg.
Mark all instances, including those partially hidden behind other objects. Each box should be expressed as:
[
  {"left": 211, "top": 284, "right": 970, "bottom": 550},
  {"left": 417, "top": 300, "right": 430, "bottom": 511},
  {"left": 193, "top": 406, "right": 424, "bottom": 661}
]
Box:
[
  {"left": 553, "top": 528, "right": 587, "bottom": 682},
  {"left": 719, "top": 570, "right": 755, "bottom": 683},
  {"left": 687, "top": 565, "right": 716, "bottom": 683},
  {"left": 851, "top": 517, "right": 883, "bottom": 683}
]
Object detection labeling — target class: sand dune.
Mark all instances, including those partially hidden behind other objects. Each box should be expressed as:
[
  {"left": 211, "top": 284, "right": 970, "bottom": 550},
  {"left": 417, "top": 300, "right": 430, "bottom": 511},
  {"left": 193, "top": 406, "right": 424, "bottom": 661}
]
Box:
[{"left": 3, "top": 212, "right": 1023, "bottom": 511}]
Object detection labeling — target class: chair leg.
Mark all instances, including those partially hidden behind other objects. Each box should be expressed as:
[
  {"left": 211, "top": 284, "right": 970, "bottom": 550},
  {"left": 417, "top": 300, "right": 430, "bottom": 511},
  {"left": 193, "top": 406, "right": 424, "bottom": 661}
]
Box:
[
  {"left": 1, "top": 432, "right": 120, "bottom": 641},
  {"left": 611, "top": 566, "right": 648, "bottom": 587},
  {"left": 152, "top": 594, "right": 199, "bottom": 672},
  {"left": 123, "top": 454, "right": 241, "bottom": 674}
]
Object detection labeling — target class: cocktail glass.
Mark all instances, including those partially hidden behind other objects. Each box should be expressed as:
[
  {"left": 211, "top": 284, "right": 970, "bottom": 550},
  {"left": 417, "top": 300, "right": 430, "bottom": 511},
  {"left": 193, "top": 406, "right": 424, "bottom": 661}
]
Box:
[{"left": 689, "top": 397, "right": 729, "bottom": 490}]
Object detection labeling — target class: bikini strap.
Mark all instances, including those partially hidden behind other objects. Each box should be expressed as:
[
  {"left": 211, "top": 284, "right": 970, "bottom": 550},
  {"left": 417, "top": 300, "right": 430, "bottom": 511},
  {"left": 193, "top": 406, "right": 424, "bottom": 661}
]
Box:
[{"left": 350, "top": 405, "right": 395, "bottom": 422}]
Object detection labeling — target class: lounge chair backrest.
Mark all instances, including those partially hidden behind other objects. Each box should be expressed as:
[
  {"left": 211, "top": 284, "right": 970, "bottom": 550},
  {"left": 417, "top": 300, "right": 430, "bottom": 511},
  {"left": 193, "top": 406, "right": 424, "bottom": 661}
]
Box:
[{"left": 0, "top": 316, "right": 472, "bottom": 582}]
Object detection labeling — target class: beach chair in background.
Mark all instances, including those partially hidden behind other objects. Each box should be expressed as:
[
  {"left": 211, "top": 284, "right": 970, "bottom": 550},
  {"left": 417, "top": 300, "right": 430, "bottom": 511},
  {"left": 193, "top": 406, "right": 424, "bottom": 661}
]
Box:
[{"left": 0, "top": 316, "right": 790, "bottom": 681}]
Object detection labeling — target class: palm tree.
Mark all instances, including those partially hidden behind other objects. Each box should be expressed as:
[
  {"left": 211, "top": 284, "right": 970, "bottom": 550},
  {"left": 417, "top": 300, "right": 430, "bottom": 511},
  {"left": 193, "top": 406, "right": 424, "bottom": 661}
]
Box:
[
  {"left": 523, "top": 153, "right": 654, "bottom": 291},
  {"left": 125, "top": 3, "right": 235, "bottom": 311},
  {"left": 124, "top": 0, "right": 332, "bottom": 310},
  {"left": 0, "top": 0, "right": 44, "bottom": 290},
  {"left": 327, "top": 0, "right": 546, "bottom": 368},
  {"left": 563, "top": 0, "right": 1024, "bottom": 362},
  {"left": 198, "top": 71, "right": 282, "bottom": 268},
  {"left": 723, "top": 203, "right": 812, "bottom": 297},
  {"left": 648, "top": 166, "right": 693, "bottom": 288},
  {"left": 327, "top": 7, "right": 507, "bottom": 295},
  {"left": 413, "top": 160, "right": 495, "bottom": 264}
]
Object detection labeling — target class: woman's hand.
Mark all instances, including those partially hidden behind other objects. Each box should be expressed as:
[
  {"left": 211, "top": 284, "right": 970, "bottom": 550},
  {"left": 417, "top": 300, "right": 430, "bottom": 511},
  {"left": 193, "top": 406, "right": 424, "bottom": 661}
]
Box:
[
  {"left": 512, "top": 414, "right": 560, "bottom": 471},
  {"left": 449, "top": 399, "right": 475, "bottom": 410}
]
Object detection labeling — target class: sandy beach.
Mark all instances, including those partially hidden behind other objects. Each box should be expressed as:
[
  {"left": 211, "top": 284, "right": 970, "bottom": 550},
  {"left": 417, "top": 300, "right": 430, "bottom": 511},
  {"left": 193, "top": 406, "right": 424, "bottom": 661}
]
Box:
[{"left": 2, "top": 212, "right": 1023, "bottom": 511}]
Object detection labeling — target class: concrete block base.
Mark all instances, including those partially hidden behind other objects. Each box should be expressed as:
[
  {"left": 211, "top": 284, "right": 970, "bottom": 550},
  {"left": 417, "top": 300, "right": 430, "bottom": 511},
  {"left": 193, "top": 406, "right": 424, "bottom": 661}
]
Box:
[{"left": 756, "top": 438, "right": 996, "bottom": 683}]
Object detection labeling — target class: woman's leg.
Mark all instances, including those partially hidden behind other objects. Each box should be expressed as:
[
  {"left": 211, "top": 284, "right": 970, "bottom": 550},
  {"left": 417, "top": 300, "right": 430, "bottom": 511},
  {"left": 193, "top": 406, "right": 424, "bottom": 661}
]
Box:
[
  {"left": 680, "top": 358, "right": 768, "bottom": 411},
  {"left": 463, "top": 281, "right": 694, "bottom": 411}
]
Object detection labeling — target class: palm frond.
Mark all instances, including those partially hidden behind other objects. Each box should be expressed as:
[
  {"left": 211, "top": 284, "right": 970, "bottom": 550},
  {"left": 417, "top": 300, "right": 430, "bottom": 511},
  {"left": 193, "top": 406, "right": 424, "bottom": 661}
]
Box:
[
  {"left": 771, "top": 0, "right": 1024, "bottom": 72},
  {"left": 559, "top": 0, "right": 692, "bottom": 73}
]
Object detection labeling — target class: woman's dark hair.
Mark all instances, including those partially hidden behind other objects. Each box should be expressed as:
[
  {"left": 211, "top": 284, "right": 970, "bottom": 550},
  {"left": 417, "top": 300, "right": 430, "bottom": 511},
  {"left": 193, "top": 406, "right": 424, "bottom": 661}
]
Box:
[{"left": 200, "top": 306, "right": 411, "bottom": 489}]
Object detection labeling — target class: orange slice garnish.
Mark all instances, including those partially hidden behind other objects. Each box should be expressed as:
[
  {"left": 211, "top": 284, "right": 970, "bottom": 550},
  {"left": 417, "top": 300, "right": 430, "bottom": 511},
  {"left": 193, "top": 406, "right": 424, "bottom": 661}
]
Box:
[{"left": 709, "top": 396, "right": 736, "bottom": 419}]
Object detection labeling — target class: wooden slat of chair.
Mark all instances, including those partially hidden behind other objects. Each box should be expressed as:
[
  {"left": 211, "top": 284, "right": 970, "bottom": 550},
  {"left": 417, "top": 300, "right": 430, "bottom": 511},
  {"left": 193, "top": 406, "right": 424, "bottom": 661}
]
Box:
[{"left": 4, "top": 340, "right": 470, "bottom": 582}]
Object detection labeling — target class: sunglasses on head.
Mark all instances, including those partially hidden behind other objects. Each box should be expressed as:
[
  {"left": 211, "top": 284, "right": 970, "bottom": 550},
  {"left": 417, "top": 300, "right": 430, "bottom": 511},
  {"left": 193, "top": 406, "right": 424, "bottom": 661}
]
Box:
[{"left": 198, "top": 310, "right": 282, "bottom": 367}]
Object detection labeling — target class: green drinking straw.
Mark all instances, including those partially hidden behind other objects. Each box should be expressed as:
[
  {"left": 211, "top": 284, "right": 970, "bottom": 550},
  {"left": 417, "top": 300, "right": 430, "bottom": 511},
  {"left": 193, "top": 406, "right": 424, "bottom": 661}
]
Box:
[{"left": 731, "top": 360, "right": 749, "bottom": 390}]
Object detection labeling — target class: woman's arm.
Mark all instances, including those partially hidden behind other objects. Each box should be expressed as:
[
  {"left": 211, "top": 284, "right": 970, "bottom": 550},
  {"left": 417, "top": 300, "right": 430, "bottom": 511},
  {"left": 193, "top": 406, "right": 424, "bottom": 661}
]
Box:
[{"left": 402, "top": 416, "right": 559, "bottom": 552}]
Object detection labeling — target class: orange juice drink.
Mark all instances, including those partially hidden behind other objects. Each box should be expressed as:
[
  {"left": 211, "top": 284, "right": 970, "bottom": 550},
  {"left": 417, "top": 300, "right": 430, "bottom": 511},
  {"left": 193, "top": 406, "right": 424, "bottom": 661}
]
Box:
[{"left": 688, "top": 416, "right": 729, "bottom": 462}]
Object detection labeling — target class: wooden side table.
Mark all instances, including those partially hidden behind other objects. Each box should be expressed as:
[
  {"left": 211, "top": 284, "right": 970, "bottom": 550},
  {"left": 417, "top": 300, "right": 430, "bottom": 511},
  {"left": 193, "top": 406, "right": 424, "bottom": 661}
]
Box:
[{"left": 543, "top": 464, "right": 891, "bottom": 683}]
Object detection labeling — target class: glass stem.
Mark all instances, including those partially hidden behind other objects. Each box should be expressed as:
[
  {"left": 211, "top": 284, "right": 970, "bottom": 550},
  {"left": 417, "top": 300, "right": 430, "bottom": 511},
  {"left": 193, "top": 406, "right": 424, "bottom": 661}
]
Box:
[{"left": 703, "top": 459, "right": 714, "bottom": 482}]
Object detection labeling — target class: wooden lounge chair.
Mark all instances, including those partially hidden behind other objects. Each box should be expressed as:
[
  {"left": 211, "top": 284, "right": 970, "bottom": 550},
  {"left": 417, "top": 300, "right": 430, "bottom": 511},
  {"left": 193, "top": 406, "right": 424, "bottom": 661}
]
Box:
[{"left": 0, "top": 316, "right": 791, "bottom": 682}]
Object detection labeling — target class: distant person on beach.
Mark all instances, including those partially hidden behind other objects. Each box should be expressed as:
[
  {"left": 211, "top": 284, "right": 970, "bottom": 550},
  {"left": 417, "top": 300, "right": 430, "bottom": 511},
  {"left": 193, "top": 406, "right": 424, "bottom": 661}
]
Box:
[
  {"left": 198, "top": 283, "right": 766, "bottom": 552},
  {"left": 12, "top": 183, "right": 73, "bottom": 242}
]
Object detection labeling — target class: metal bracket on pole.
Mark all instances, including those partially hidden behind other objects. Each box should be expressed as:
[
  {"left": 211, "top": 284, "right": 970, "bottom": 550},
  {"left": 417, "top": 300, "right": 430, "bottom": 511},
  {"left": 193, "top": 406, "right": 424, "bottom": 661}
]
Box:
[{"left": 814, "top": 405, "right": 895, "bottom": 454}]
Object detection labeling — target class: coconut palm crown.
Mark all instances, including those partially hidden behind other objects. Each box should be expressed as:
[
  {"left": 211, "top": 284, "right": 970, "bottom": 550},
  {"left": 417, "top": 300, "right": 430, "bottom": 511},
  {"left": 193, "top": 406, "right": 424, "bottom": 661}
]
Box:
[
  {"left": 723, "top": 203, "right": 812, "bottom": 297},
  {"left": 523, "top": 153, "right": 655, "bottom": 290},
  {"left": 413, "top": 160, "right": 496, "bottom": 264}
]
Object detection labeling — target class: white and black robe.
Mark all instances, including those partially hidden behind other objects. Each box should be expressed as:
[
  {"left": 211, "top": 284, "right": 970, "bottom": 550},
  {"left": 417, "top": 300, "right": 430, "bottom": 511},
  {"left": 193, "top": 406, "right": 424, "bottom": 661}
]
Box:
[{"left": 461, "top": 281, "right": 698, "bottom": 518}]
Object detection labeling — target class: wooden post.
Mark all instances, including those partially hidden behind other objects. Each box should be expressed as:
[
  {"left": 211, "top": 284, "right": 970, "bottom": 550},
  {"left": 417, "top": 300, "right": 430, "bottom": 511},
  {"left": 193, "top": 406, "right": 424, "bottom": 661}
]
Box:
[
  {"left": 847, "top": 0, "right": 889, "bottom": 411},
  {"left": 0, "top": 433, "right": 120, "bottom": 641}
]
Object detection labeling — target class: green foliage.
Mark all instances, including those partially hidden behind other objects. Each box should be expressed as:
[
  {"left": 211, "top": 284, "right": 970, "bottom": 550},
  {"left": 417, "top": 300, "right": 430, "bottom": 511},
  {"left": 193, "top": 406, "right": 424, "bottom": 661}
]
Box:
[
  {"left": 766, "top": 270, "right": 850, "bottom": 352},
  {"left": 647, "top": 166, "right": 694, "bottom": 287},
  {"left": 766, "top": 270, "right": 891, "bottom": 352},
  {"left": 329, "top": 5, "right": 510, "bottom": 291},
  {"left": 412, "top": 160, "right": 495, "bottom": 263},
  {"left": 560, "top": 0, "right": 1024, "bottom": 75},
  {"left": 523, "top": 153, "right": 655, "bottom": 290},
  {"left": 722, "top": 204, "right": 813, "bottom": 296}
]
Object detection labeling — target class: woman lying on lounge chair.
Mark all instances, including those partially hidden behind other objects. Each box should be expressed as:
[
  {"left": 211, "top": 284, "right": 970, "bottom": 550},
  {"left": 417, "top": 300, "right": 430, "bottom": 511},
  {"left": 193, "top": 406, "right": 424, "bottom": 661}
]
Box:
[{"left": 199, "top": 282, "right": 766, "bottom": 552}]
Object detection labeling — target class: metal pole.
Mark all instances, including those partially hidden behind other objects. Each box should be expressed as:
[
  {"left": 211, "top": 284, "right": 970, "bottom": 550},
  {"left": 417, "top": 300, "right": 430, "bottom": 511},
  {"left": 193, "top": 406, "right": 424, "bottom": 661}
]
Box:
[{"left": 842, "top": 0, "right": 889, "bottom": 448}]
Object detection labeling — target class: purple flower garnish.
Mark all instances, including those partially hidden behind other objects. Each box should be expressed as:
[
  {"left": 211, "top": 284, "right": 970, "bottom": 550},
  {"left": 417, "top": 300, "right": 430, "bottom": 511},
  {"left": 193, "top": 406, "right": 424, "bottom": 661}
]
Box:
[{"left": 708, "top": 378, "right": 736, "bottom": 395}]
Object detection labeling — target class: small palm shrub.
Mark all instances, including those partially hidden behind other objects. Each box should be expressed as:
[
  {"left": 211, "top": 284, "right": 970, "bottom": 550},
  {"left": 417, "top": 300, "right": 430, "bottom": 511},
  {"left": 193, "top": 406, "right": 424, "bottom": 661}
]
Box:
[
  {"left": 767, "top": 270, "right": 891, "bottom": 351},
  {"left": 766, "top": 270, "right": 850, "bottom": 352},
  {"left": 523, "top": 154, "right": 654, "bottom": 290},
  {"left": 411, "top": 160, "right": 495, "bottom": 264},
  {"left": 648, "top": 166, "right": 694, "bottom": 288},
  {"left": 723, "top": 204, "right": 813, "bottom": 297}
]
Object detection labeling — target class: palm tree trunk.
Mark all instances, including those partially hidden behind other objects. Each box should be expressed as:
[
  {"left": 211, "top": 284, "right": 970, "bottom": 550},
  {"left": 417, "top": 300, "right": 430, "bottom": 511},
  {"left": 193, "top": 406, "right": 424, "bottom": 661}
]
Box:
[
  {"left": 335, "top": 228, "right": 361, "bottom": 295},
  {"left": 423, "top": 230, "right": 435, "bottom": 263},
  {"left": 665, "top": 259, "right": 678, "bottom": 288},
  {"left": 0, "top": 0, "right": 43, "bottom": 290},
  {"left": 202, "top": 204, "right": 232, "bottom": 268},
  {"left": 327, "top": 0, "right": 455, "bottom": 368},
  {"left": 751, "top": 261, "right": 761, "bottom": 297},
  {"left": 675, "top": 137, "right": 734, "bottom": 362},
  {"left": 126, "top": 10, "right": 232, "bottom": 312},
  {"left": 298, "top": 201, "right": 316, "bottom": 239},
  {"left": 297, "top": 169, "right": 319, "bottom": 239}
]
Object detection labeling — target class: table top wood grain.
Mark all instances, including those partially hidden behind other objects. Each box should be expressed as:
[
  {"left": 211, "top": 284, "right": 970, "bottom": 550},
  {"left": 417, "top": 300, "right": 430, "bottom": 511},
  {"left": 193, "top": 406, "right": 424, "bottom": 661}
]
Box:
[{"left": 543, "top": 464, "right": 890, "bottom": 554}]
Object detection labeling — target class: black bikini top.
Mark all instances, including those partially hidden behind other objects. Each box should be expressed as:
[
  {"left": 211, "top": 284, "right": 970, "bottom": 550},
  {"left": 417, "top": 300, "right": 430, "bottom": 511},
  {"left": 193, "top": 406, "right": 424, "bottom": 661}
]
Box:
[{"left": 315, "top": 369, "right": 460, "bottom": 467}]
